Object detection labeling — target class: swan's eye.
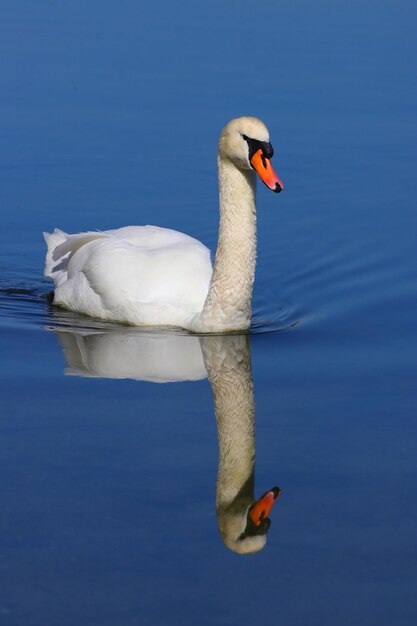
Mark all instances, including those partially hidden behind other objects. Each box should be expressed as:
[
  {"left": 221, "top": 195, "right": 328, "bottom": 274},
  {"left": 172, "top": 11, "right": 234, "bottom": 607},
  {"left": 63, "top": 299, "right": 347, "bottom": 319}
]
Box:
[{"left": 242, "top": 134, "right": 274, "bottom": 162}]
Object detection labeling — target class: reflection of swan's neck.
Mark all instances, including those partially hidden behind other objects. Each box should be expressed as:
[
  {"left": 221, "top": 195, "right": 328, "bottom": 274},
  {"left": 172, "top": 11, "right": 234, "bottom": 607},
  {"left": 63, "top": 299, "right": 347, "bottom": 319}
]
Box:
[
  {"left": 201, "top": 336, "right": 258, "bottom": 552},
  {"left": 196, "top": 157, "right": 257, "bottom": 332},
  {"left": 209, "top": 339, "right": 255, "bottom": 509}
]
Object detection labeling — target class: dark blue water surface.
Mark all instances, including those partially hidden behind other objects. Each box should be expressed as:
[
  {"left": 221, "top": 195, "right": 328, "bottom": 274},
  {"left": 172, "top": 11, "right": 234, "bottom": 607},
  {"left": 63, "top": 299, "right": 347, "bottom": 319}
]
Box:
[{"left": 1, "top": 1, "right": 416, "bottom": 625}]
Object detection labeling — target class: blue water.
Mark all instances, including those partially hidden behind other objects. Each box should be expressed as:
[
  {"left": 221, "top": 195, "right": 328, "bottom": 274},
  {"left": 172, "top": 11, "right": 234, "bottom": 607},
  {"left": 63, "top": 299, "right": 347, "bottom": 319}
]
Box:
[{"left": 1, "top": 1, "right": 416, "bottom": 624}]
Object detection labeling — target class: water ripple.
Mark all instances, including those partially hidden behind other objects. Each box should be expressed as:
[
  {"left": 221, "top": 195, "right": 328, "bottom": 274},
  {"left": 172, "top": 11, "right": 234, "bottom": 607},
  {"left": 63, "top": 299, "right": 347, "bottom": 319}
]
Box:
[{"left": 0, "top": 283, "right": 300, "bottom": 336}]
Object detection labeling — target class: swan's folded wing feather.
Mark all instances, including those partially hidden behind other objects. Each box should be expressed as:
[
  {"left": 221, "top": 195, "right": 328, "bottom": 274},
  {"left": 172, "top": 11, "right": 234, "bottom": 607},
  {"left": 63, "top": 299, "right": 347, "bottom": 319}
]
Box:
[
  {"left": 44, "top": 228, "right": 107, "bottom": 287},
  {"left": 104, "top": 225, "right": 204, "bottom": 250},
  {"left": 77, "top": 238, "right": 212, "bottom": 311}
]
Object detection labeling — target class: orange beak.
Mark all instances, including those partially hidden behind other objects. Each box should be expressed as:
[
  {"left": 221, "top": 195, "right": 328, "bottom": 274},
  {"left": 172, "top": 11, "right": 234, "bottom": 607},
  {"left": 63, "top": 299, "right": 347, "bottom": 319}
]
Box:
[
  {"left": 248, "top": 487, "right": 282, "bottom": 526},
  {"left": 251, "top": 149, "right": 284, "bottom": 193}
]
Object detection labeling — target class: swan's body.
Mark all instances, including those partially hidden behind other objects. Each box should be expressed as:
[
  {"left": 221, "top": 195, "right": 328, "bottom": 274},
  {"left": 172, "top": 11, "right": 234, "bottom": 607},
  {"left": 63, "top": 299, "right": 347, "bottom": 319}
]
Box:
[
  {"left": 44, "top": 225, "right": 212, "bottom": 329},
  {"left": 44, "top": 117, "right": 283, "bottom": 332}
]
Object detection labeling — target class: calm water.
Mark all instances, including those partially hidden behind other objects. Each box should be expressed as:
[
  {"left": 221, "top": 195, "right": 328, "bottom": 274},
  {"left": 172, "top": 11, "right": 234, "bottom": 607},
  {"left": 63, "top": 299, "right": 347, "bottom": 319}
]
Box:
[{"left": 1, "top": 1, "right": 416, "bottom": 625}]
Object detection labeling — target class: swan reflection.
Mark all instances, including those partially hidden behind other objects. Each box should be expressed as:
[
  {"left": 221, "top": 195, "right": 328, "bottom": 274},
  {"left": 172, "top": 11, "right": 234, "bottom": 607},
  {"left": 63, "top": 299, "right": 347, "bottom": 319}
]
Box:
[
  {"left": 201, "top": 335, "right": 281, "bottom": 553},
  {"left": 56, "top": 328, "right": 206, "bottom": 382},
  {"left": 52, "top": 326, "right": 281, "bottom": 553}
]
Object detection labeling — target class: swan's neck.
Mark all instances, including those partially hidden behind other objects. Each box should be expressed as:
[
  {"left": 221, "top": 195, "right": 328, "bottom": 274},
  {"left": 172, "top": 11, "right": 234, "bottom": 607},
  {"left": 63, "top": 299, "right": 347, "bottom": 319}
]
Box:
[{"left": 196, "top": 156, "right": 257, "bottom": 332}]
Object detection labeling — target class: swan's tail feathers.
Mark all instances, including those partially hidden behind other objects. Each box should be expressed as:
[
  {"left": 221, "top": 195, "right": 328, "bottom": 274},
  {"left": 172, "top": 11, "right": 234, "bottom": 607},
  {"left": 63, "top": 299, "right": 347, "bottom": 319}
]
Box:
[
  {"left": 43, "top": 228, "right": 68, "bottom": 283},
  {"left": 43, "top": 228, "right": 107, "bottom": 287}
]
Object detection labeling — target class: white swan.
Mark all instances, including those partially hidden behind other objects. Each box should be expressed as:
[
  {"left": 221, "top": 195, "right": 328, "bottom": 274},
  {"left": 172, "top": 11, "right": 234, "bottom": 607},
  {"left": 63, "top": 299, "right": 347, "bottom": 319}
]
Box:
[{"left": 44, "top": 117, "right": 283, "bottom": 332}]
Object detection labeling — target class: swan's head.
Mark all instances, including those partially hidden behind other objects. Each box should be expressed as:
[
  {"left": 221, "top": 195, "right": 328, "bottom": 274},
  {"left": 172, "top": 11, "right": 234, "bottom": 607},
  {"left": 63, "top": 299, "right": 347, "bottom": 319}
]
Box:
[
  {"left": 219, "top": 117, "right": 284, "bottom": 193},
  {"left": 218, "top": 487, "right": 281, "bottom": 555}
]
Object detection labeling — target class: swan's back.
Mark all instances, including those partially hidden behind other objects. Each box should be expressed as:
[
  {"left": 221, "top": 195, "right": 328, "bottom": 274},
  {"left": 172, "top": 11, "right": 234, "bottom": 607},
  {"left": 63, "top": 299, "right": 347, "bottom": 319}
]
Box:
[{"left": 44, "top": 226, "right": 213, "bottom": 327}]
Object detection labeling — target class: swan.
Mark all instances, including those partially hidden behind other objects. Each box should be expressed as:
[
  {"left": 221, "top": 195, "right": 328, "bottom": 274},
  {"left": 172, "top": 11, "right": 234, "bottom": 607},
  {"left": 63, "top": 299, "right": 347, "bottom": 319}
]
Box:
[{"left": 44, "top": 117, "right": 283, "bottom": 332}]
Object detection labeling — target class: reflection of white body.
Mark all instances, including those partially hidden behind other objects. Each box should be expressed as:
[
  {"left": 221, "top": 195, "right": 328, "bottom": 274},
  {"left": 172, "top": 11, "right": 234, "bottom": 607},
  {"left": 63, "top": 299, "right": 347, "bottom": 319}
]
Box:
[
  {"left": 45, "top": 226, "right": 212, "bottom": 330},
  {"left": 44, "top": 117, "right": 283, "bottom": 332},
  {"left": 56, "top": 329, "right": 207, "bottom": 383},
  {"left": 53, "top": 328, "right": 279, "bottom": 552}
]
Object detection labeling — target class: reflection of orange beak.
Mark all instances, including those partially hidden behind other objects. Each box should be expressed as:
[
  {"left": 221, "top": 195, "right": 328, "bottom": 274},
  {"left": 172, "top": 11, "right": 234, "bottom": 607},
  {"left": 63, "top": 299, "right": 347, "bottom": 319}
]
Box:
[
  {"left": 249, "top": 487, "right": 282, "bottom": 526},
  {"left": 251, "top": 149, "right": 284, "bottom": 193}
]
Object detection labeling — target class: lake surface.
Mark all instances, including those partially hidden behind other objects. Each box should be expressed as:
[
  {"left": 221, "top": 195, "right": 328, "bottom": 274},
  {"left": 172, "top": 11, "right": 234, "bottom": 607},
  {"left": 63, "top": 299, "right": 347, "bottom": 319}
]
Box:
[{"left": 1, "top": 1, "right": 416, "bottom": 625}]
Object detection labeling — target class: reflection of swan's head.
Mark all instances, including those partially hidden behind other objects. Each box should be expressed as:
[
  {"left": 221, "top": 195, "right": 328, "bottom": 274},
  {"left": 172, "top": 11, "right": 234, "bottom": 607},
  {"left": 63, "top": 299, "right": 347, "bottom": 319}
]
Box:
[
  {"left": 218, "top": 116, "right": 283, "bottom": 192},
  {"left": 218, "top": 487, "right": 281, "bottom": 555}
]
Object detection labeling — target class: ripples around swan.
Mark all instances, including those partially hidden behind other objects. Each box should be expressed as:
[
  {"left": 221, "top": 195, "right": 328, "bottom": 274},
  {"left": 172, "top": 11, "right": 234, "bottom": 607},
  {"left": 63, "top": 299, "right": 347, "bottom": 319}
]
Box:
[{"left": 0, "top": 283, "right": 300, "bottom": 336}]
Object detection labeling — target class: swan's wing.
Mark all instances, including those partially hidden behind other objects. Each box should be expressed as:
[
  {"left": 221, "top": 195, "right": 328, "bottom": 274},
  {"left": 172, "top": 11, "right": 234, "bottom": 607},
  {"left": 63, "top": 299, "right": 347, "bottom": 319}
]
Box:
[
  {"left": 68, "top": 237, "right": 212, "bottom": 312},
  {"left": 103, "top": 225, "right": 205, "bottom": 250},
  {"left": 44, "top": 225, "right": 208, "bottom": 287}
]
